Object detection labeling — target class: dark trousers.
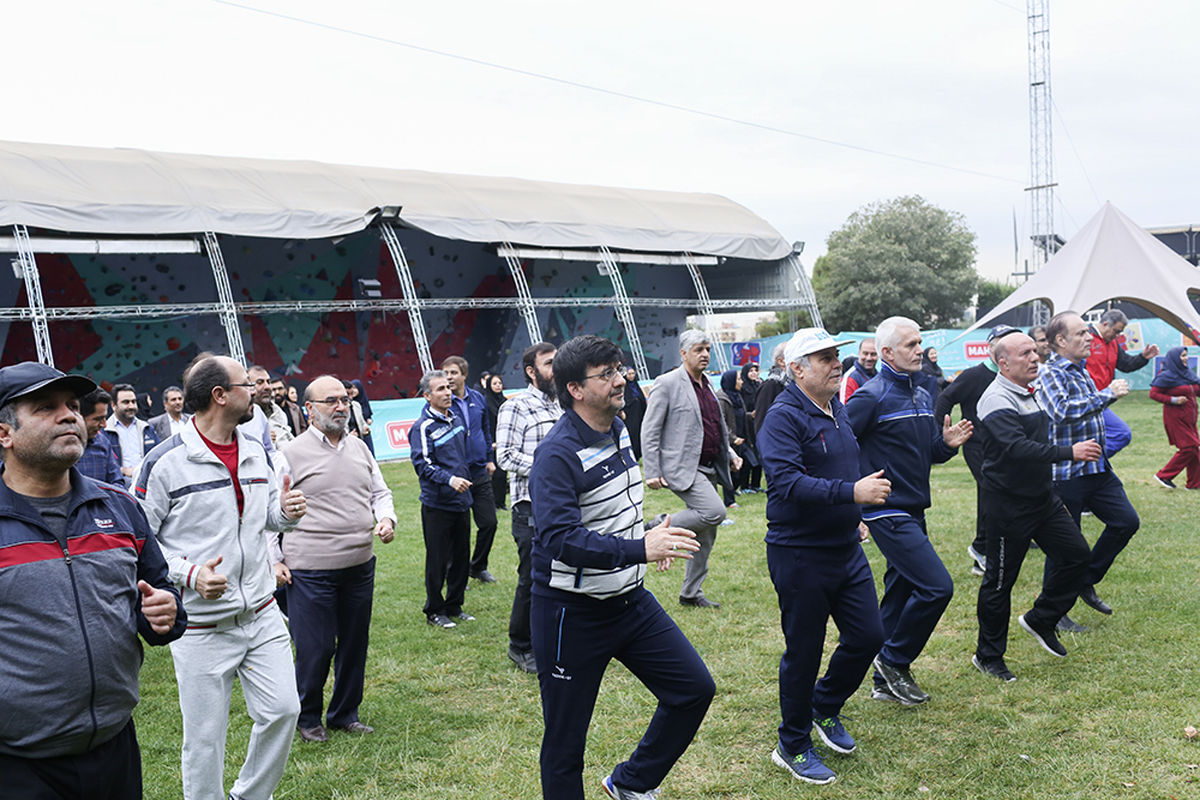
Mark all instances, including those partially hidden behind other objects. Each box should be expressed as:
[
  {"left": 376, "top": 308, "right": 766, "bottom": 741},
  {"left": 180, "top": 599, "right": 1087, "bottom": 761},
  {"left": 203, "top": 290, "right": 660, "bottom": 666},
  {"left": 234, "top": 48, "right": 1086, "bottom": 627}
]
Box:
[
  {"left": 508, "top": 501, "right": 534, "bottom": 654},
  {"left": 468, "top": 471, "right": 498, "bottom": 574},
  {"left": 963, "top": 442, "right": 986, "bottom": 554},
  {"left": 0, "top": 718, "right": 141, "bottom": 800},
  {"left": 976, "top": 491, "right": 1089, "bottom": 661},
  {"left": 422, "top": 506, "right": 470, "bottom": 617},
  {"left": 768, "top": 542, "right": 883, "bottom": 755},
  {"left": 867, "top": 513, "right": 954, "bottom": 668},
  {"left": 1049, "top": 470, "right": 1140, "bottom": 588},
  {"left": 532, "top": 587, "right": 714, "bottom": 800},
  {"left": 491, "top": 466, "right": 509, "bottom": 509},
  {"left": 287, "top": 557, "right": 376, "bottom": 728}
]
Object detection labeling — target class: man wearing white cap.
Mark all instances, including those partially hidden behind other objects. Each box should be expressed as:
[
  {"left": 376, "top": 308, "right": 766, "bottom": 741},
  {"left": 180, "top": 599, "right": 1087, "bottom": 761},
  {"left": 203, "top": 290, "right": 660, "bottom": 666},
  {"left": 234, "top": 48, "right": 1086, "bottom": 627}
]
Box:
[{"left": 759, "top": 329, "right": 891, "bottom": 785}]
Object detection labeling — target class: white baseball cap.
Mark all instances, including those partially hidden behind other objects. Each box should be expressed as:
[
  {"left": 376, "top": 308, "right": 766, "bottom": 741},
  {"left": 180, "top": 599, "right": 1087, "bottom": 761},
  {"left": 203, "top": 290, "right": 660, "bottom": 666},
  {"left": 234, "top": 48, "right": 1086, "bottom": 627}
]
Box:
[{"left": 784, "top": 328, "right": 857, "bottom": 365}]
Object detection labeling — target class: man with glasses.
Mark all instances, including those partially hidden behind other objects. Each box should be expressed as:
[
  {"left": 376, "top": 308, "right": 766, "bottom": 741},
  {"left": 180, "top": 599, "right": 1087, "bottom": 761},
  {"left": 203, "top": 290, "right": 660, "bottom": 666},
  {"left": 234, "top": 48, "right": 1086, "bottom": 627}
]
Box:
[
  {"left": 274, "top": 376, "right": 396, "bottom": 743},
  {"left": 642, "top": 330, "right": 741, "bottom": 609},
  {"left": 136, "top": 355, "right": 307, "bottom": 800},
  {"left": 530, "top": 334, "right": 712, "bottom": 800}
]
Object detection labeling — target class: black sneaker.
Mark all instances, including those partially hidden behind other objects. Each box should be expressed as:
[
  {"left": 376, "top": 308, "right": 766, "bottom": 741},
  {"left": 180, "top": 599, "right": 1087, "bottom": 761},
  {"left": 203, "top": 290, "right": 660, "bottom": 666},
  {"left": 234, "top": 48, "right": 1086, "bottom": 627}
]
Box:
[
  {"left": 870, "top": 683, "right": 904, "bottom": 703},
  {"left": 872, "top": 657, "right": 930, "bottom": 704},
  {"left": 1079, "top": 586, "right": 1113, "bottom": 615},
  {"left": 1056, "top": 615, "right": 1089, "bottom": 634},
  {"left": 1155, "top": 474, "right": 1177, "bottom": 489},
  {"left": 426, "top": 613, "right": 456, "bottom": 629},
  {"left": 972, "top": 654, "right": 1018, "bottom": 682},
  {"left": 1019, "top": 613, "right": 1067, "bottom": 657}
]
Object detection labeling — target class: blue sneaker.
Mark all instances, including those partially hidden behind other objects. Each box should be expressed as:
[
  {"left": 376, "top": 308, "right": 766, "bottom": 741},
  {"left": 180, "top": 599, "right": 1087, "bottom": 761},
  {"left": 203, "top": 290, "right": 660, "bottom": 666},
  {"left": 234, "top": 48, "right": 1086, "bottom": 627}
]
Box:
[
  {"left": 601, "top": 774, "right": 660, "bottom": 799},
  {"left": 812, "top": 712, "right": 856, "bottom": 754},
  {"left": 772, "top": 744, "right": 837, "bottom": 784}
]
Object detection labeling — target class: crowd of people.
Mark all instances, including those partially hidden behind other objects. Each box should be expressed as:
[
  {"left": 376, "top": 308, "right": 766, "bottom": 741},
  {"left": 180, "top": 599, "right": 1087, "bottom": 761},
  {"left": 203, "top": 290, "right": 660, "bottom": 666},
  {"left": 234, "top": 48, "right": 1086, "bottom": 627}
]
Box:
[{"left": 0, "top": 306, "right": 1181, "bottom": 799}]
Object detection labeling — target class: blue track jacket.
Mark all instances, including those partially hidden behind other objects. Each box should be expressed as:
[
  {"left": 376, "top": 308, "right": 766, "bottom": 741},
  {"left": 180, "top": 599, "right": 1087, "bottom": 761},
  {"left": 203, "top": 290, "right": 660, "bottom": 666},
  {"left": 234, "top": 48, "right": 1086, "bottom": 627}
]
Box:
[
  {"left": 411, "top": 403, "right": 472, "bottom": 512},
  {"left": 451, "top": 387, "right": 494, "bottom": 476},
  {"left": 758, "top": 383, "right": 863, "bottom": 548},
  {"left": 844, "top": 361, "right": 958, "bottom": 518}
]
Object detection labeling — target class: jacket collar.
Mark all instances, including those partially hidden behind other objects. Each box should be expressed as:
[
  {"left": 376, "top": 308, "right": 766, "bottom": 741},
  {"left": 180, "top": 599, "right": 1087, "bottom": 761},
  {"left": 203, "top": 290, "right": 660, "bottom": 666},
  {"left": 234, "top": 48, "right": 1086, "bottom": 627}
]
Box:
[
  {"left": 783, "top": 381, "right": 840, "bottom": 419},
  {"left": 181, "top": 417, "right": 260, "bottom": 466},
  {"left": 0, "top": 465, "right": 113, "bottom": 522},
  {"left": 564, "top": 408, "right": 620, "bottom": 446},
  {"left": 879, "top": 360, "right": 914, "bottom": 387}
]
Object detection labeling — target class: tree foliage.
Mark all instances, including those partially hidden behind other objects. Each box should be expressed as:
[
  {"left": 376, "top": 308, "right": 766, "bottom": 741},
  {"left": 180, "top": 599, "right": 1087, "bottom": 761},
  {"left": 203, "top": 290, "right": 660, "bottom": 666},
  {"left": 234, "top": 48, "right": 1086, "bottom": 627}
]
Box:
[
  {"left": 755, "top": 310, "right": 811, "bottom": 338},
  {"left": 975, "top": 278, "right": 1017, "bottom": 320},
  {"left": 812, "top": 195, "right": 979, "bottom": 332}
]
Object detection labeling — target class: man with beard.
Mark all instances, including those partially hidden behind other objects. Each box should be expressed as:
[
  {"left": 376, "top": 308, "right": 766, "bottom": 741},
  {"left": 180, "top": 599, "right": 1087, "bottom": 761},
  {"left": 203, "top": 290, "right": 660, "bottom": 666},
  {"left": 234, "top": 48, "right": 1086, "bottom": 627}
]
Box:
[
  {"left": 107, "top": 383, "right": 160, "bottom": 487},
  {"left": 271, "top": 377, "right": 307, "bottom": 438},
  {"left": 275, "top": 375, "right": 395, "bottom": 743},
  {"left": 77, "top": 388, "right": 124, "bottom": 485},
  {"left": 136, "top": 355, "right": 307, "bottom": 800},
  {"left": 494, "top": 342, "right": 561, "bottom": 673},
  {"left": 642, "top": 330, "right": 741, "bottom": 609},
  {"left": 247, "top": 366, "right": 293, "bottom": 447},
  {"left": 0, "top": 362, "right": 184, "bottom": 799}
]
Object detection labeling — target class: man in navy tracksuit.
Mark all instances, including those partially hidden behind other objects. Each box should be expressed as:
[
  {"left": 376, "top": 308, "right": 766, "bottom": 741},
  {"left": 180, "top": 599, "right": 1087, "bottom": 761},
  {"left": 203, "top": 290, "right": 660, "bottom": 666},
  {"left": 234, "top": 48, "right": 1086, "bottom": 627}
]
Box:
[
  {"left": 529, "top": 335, "right": 714, "bottom": 800},
  {"left": 845, "top": 316, "right": 973, "bottom": 706},
  {"left": 410, "top": 370, "right": 474, "bottom": 629},
  {"left": 973, "top": 332, "right": 1099, "bottom": 681},
  {"left": 759, "top": 329, "right": 892, "bottom": 785}
]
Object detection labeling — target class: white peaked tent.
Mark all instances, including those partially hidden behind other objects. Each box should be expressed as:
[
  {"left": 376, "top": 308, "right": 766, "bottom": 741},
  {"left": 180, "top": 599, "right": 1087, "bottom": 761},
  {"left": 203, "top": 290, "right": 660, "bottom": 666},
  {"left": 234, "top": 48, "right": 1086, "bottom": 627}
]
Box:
[{"left": 969, "top": 202, "right": 1200, "bottom": 340}]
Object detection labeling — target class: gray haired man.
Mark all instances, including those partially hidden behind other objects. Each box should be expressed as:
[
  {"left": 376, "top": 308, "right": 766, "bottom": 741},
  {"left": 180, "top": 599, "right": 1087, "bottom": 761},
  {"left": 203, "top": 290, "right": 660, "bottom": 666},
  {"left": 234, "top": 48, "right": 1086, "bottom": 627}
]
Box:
[{"left": 641, "top": 330, "right": 742, "bottom": 608}]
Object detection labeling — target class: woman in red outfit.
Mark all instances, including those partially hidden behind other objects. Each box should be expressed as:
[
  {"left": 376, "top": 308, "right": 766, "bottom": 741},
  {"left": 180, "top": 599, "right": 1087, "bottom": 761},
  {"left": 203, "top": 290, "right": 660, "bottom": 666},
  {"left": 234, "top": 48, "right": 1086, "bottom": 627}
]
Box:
[{"left": 1149, "top": 346, "right": 1200, "bottom": 489}]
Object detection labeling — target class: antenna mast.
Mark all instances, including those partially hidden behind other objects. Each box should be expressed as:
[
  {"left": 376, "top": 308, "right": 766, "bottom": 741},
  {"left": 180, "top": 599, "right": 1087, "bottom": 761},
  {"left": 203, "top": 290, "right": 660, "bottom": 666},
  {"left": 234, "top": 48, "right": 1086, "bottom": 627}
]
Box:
[{"left": 1024, "top": 0, "right": 1057, "bottom": 323}]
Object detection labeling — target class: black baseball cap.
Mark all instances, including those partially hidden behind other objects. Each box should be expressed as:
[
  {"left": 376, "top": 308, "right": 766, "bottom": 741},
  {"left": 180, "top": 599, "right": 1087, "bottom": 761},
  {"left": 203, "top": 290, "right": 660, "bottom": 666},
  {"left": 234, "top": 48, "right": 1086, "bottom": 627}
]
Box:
[
  {"left": 987, "top": 325, "right": 1021, "bottom": 343},
  {"left": 0, "top": 362, "right": 97, "bottom": 409}
]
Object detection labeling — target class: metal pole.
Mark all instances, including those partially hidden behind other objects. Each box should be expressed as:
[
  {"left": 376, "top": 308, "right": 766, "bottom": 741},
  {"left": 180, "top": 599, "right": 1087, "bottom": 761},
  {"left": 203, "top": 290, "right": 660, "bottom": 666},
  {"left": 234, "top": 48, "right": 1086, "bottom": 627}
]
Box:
[
  {"left": 786, "top": 254, "right": 823, "bottom": 329},
  {"left": 379, "top": 223, "right": 434, "bottom": 375},
  {"left": 598, "top": 246, "right": 649, "bottom": 379},
  {"left": 202, "top": 232, "right": 247, "bottom": 366},
  {"left": 500, "top": 242, "right": 543, "bottom": 345},
  {"left": 12, "top": 224, "right": 53, "bottom": 366},
  {"left": 684, "top": 253, "right": 729, "bottom": 372}
]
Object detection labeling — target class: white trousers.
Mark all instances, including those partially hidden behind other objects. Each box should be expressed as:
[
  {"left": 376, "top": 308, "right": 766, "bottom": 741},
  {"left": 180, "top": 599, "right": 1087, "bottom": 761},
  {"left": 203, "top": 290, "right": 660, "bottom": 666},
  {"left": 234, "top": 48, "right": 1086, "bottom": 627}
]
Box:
[{"left": 170, "top": 605, "right": 300, "bottom": 800}]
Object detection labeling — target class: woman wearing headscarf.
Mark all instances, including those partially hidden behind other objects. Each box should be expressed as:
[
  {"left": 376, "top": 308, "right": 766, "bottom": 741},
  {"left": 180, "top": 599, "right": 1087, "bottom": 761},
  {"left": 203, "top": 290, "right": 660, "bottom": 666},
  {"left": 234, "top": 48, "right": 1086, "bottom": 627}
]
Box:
[
  {"left": 739, "top": 363, "right": 763, "bottom": 492},
  {"left": 484, "top": 373, "right": 509, "bottom": 509},
  {"left": 715, "top": 368, "right": 758, "bottom": 508},
  {"left": 1149, "top": 346, "right": 1200, "bottom": 489},
  {"left": 622, "top": 367, "right": 648, "bottom": 460},
  {"left": 919, "top": 346, "right": 948, "bottom": 403}
]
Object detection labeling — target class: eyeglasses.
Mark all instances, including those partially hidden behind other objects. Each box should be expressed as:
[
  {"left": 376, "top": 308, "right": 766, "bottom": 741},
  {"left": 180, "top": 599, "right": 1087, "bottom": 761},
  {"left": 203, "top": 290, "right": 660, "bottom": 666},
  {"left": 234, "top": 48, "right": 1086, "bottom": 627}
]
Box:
[
  {"left": 312, "top": 396, "right": 351, "bottom": 407},
  {"left": 228, "top": 382, "right": 256, "bottom": 389},
  {"left": 584, "top": 365, "right": 626, "bottom": 383}
]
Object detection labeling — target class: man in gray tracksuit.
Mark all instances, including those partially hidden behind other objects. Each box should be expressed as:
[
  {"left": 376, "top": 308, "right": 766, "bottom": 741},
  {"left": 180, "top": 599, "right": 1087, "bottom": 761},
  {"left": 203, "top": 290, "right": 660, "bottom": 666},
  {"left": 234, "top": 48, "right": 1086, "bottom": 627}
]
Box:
[{"left": 137, "top": 355, "right": 307, "bottom": 800}]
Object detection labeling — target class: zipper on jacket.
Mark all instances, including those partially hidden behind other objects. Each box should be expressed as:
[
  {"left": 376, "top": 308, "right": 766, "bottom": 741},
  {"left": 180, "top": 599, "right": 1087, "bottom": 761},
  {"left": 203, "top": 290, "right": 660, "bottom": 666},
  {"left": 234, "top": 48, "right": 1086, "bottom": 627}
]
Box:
[{"left": 62, "top": 542, "right": 101, "bottom": 748}]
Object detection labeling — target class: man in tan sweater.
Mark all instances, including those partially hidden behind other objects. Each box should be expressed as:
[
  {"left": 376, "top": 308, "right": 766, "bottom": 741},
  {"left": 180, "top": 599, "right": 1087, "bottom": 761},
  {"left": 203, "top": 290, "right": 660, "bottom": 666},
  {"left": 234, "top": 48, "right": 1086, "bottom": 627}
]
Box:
[{"left": 275, "top": 375, "right": 396, "bottom": 743}]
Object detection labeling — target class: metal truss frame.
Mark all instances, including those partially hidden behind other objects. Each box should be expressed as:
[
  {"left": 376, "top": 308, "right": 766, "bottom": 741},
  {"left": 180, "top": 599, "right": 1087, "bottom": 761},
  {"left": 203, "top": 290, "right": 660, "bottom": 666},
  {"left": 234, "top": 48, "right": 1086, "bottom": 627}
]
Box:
[
  {"left": 203, "top": 232, "right": 247, "bottom": 366},
  {"left": 598, "top": 246, "right": 649, "bottom": 379},
  {"left": 786, "top": 254, "right": 823, "bottom": 328},
  {"left": 683, "top": 253, "right": 729, "bottom": 372},
  {"left": 11, "top": 224, "right": 54, "bottom": 366},
  {"left": 379, "top": 222, "right": 434, "bottom": 374},
  {"left": 500, "top": 241, "right": 543, "bottom": 345}
]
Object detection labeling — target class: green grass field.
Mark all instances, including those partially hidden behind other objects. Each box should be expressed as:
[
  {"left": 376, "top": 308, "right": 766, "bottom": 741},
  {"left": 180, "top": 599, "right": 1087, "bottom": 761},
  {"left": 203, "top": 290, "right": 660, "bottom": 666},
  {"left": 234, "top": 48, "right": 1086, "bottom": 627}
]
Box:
[{"left": 136, "top": 393, "right": 1200, "bottom": 799}]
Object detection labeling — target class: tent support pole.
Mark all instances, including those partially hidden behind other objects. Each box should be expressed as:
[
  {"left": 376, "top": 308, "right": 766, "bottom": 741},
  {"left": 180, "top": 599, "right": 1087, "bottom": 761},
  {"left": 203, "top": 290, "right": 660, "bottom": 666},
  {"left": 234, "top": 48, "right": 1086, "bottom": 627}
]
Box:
[
  {"left": 501, "top": 242, "right": 543, "bottom": 346},
  {"left": 379, "top": 223, "right": 434, "bottom": 375},
  {"left": 684, "top": 253, "right": 729, "bottom": 372},
  {"left": 787, "top": 254, "right": 824, "bottom": 329},
  {"left": 12, "top": 224, "right": 54, "bottom": 366},
  {"left": 598, "top": 246, "right": 649, "bottom": 379},
  {"left": 203, "top": 232, "right": 247, "bottom": 366}
]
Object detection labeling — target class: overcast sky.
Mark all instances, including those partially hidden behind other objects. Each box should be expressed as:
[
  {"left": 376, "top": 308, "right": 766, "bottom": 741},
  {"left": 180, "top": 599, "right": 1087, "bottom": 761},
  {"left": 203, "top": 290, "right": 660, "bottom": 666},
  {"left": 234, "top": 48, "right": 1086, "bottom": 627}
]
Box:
[{"left": 5, "top": 0, "right": 1196, "bottom": 282}]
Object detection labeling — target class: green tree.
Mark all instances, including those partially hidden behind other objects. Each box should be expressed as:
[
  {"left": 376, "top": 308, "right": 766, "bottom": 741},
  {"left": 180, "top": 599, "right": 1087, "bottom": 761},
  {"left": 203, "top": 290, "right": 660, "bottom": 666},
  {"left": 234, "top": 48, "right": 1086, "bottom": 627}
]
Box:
[
  {"left": 812, "top": 195, "right": 979, "bottom": 332},
  {"left": 975, "top": 278, "right": 1016, "bottom": 319},
  {"left": 755, "top": 310, "right": 812, "bottom": 338}
]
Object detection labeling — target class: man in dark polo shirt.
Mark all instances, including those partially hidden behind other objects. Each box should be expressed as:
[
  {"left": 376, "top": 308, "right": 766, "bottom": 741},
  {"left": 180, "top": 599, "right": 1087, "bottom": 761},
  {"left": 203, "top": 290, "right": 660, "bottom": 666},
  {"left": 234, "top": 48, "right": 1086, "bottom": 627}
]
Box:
[{"left": 642, "top": 330, "right": 742, "bottom": 609}]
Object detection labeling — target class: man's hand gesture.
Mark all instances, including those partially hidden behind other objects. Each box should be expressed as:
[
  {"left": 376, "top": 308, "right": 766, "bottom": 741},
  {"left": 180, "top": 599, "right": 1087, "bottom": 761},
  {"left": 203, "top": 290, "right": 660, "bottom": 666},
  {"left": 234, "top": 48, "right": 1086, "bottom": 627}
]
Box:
[
  {"left": 853, "top": 470, "right": 891, "bottom": 505},
  {"left": 943, "top": 415, "right": 973, "bottom": 448},
  {"left": 643, "top": 514, "right": 699, "bottom": 572},
  {"left": 195, "top": 555, "right": 227, "bottom": 600}
]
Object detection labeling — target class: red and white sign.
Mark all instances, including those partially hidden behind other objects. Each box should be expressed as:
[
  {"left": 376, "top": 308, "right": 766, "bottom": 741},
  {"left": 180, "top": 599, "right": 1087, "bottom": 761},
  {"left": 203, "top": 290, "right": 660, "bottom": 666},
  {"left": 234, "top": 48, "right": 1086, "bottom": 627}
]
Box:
[
  {"left": 386, "top": 420, "right": 413, "bottom": 449},
  {"left": 965, "top": 342, "right": 991, "bottom": 360}
]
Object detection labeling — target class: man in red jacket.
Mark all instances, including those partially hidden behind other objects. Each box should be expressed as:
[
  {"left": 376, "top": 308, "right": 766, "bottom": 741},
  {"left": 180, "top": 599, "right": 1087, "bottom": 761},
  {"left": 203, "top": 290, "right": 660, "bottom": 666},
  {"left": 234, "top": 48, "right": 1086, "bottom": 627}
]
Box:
[{"left": 1086, "top": 310, "right": 1158, "bottom": 457}]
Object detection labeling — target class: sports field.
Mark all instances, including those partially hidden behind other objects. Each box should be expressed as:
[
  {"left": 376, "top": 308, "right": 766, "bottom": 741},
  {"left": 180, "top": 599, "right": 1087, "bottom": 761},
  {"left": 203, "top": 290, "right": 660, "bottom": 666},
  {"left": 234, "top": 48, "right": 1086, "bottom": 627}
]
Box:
[{"left": 135, "top": 393, "right": 1200, "bottom": 799}]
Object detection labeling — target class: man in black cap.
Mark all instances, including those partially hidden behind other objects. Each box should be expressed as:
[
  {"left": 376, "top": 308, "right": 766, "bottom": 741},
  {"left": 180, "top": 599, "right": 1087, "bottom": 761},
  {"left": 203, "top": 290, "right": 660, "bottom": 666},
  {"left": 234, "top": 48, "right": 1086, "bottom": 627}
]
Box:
[
  {"left": 0, "top": 361, "right": 185, "bottom": 799},
  {"left": 933, "top": 325, "right": 1021, "bottom": 579}
]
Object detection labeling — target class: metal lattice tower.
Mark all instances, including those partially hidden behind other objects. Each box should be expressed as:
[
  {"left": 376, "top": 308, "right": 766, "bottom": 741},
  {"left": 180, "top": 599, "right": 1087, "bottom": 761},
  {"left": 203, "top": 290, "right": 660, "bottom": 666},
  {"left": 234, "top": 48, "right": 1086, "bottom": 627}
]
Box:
[
  {"left": 202, "top": 232, "right": 247, "bottom": 366},
  {"left": 683, "top": 253, "right": 729, "bottom": 372},
  {"left": 11, "top": 225, "right": 54, "bottom": 366},
  {"left": 598, "top": 246, "right": 649, "bottom": 379},
  {"left": 1025, "top": 0, "right": 1057, "bottom": 315}
]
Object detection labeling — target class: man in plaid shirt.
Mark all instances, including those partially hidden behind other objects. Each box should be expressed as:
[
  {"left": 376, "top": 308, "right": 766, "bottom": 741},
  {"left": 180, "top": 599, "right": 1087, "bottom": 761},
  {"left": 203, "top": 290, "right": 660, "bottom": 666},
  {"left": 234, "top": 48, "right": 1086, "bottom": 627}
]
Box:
[
  {"left": 495, "top": 342, "right": 561, "bottom": 674},
  {"left": 1035, "top": 311, "right": 1139, "bottom": 624}
]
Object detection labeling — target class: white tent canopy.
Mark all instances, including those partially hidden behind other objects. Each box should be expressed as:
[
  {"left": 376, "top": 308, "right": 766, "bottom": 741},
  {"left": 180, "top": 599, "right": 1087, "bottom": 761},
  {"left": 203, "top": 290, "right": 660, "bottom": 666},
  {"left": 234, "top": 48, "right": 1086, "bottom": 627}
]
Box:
[
  {"left": 0, "top": 140, "right": 791, "bottom": 261},
  {"left": 969, "top": 202, "right": 1200, "bottom": 339}
]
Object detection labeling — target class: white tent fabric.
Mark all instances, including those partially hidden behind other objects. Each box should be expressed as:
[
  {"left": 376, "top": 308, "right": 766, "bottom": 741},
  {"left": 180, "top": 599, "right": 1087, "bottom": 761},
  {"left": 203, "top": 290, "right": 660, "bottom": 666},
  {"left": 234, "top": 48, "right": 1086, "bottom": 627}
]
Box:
[
  {"left": 0, "top": 140, "right": 791, "bottom": 261},
  {"left": 968, "top": 202, "right": 1200, "bottom": 339}
]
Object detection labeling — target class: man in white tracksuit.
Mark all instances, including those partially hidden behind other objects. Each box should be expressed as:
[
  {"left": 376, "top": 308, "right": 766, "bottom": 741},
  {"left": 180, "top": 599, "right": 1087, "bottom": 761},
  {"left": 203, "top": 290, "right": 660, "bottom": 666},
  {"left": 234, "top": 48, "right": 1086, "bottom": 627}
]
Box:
[{"left": 136, "top": 355, "right": 307, "bottom": 800}]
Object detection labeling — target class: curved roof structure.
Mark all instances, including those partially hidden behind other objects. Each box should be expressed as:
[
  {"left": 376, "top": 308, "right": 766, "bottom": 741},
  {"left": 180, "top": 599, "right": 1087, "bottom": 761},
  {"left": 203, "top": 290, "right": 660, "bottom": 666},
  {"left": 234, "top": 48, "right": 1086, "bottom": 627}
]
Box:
[{"left": 0, "top": 139, "right": 791, "bottom": 261}]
